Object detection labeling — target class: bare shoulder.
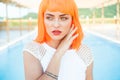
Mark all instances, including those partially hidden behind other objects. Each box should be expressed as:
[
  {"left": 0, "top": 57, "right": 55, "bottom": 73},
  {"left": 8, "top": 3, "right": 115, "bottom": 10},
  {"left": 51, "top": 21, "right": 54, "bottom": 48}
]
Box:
[{"left": 77, "top": 44, "right": 94, "bottom": 67}]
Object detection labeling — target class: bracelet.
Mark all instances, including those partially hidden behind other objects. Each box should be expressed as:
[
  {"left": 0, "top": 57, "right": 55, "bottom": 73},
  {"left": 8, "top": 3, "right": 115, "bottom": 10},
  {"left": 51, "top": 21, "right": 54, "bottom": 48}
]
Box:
[{"left": 45, "top": 71, "right": 58, "bottom": 80}]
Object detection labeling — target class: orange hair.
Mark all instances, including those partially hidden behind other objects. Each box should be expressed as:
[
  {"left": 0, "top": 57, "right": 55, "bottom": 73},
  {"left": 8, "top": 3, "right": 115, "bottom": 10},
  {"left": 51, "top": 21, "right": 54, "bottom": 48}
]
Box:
[{"left": 35, "top": 0, "right": 84, "bottom": 50}]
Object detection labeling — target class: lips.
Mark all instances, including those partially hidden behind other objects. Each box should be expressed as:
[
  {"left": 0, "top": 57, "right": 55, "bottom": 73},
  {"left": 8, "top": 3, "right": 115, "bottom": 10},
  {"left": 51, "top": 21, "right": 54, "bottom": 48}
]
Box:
[{"left": 52, "top": 30, "right": 62, "bottom": 36}]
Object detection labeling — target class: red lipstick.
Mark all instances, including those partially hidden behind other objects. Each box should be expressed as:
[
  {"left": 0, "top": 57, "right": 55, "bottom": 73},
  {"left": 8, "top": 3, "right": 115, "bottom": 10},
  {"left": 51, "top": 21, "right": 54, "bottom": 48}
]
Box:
[{"left": 52, "top": 30, "right": 61, "bottom": 36}]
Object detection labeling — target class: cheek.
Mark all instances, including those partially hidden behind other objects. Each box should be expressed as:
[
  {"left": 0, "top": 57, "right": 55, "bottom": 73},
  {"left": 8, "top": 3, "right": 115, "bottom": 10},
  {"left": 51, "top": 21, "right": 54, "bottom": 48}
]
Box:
[
  {"left": 61, "top": 21, "right": 71, "bottom": 32},
  {"left": 44, "top": 19, "right": 50, "bottom": 27},
  {"left": 44, "top": 20, "right": 52, "bottom": 32}
]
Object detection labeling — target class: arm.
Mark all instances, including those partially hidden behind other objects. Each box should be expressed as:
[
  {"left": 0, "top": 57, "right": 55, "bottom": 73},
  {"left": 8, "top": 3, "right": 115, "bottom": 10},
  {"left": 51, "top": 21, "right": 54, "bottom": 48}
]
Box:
[
  {"left": 23, "top": 51, "right": 43, "bottom": 80},
  {"left": 23, "top": 51, "right": 62, "bottom": 80},
  {"left": 86, "top": 62, "right": 94, "bottom": 80},
  {"left": 23, "top": 25, "right": 78, "bottom": 80}
]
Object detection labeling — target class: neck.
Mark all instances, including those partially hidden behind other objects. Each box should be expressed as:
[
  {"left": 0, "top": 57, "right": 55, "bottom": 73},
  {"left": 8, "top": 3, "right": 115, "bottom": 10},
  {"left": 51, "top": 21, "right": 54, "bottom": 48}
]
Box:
[{"left": 46, "top": 40, "right": 61, "bottom": 49}]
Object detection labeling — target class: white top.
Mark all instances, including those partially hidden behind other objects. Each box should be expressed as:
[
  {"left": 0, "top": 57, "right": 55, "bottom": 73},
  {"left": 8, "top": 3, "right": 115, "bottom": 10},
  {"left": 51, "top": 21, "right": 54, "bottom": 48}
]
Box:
[{"left": 23, "top": 41, "right": 93, "bottom": 80}]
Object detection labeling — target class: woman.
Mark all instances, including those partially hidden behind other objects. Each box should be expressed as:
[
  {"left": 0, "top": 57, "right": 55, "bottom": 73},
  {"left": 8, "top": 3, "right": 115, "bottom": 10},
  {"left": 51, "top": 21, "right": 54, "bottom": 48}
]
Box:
[{"left": 23, "top": 0, "right": 93, "bottom": 80}]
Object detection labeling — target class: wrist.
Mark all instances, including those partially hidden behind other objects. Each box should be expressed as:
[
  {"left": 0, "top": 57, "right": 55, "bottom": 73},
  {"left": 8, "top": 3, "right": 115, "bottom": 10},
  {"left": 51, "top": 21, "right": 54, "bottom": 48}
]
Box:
[{"left": 54, "top": 51, "right": 65, "bottom": 59}]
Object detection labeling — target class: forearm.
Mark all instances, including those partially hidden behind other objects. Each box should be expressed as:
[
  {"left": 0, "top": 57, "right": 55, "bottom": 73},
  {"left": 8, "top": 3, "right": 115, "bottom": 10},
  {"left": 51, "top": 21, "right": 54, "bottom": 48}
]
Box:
[
  {"left": 38, "top": 25, "right": 77, "bottom": 80},
  {"left": 38, "top": 52, "right": 62, "bottom": 80}
]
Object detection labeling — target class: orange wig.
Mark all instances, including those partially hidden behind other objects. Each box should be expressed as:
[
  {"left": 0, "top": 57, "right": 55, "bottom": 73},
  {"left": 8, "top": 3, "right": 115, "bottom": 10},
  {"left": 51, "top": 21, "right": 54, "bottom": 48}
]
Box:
[{"left": 35, "top": 0, "right": 84, "bottom": 50}]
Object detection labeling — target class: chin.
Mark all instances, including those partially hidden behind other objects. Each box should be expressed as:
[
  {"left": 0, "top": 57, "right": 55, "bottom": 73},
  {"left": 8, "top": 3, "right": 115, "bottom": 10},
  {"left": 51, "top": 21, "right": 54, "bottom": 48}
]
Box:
[{"left": 51, "top": 36, "right": 64, "bottom": 41}]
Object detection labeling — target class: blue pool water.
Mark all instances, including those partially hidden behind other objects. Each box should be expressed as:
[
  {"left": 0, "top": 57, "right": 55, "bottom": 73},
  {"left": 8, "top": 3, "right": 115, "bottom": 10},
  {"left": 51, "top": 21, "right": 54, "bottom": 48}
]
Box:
[
  {"left": 0, "top": 32, "right": 120, "bottom": 80},
  {"left": 0, "top": 42, "right": 24, "bottom": 80},
  {"left": 84, "top": 33, "right": 120, "bottom": 80}
]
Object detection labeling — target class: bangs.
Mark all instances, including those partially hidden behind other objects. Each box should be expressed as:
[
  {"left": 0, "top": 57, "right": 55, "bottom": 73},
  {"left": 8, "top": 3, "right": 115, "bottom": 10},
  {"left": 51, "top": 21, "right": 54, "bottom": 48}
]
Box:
[{"left": 44, "top": 0, "right": 76, "bottom": 15}]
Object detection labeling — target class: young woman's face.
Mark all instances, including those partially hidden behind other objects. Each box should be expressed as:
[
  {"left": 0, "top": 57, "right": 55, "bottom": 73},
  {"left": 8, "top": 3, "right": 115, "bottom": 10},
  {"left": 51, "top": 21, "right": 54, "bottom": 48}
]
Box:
[{"left": 44, "top": 11, "right": 72, "bottom": 41}]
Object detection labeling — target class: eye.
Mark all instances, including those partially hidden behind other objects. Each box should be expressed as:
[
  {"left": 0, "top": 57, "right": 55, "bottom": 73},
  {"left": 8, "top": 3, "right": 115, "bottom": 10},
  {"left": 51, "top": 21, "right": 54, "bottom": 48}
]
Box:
[
  {"left": 60, "top": 17, "right": 68, "bottom": 21},
  {"left": 46, "top": 16, "right": 54, "bottom": 20}
]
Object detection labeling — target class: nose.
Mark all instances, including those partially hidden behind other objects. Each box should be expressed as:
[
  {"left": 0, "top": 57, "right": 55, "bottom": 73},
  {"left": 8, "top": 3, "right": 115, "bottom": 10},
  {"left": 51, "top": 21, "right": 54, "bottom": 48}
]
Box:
[{"left": 53, "top": 20, "right": 60, "bottom": 28}]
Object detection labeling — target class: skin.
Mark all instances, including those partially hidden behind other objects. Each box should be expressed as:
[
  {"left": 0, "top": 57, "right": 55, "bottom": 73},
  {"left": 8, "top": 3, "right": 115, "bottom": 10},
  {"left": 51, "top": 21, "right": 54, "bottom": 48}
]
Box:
[
  {"left": 23, "top": 11, "right": 93, "bottom": 80},
  {"left": 44, "top": 11, "right": 74, "bottom": 49}
]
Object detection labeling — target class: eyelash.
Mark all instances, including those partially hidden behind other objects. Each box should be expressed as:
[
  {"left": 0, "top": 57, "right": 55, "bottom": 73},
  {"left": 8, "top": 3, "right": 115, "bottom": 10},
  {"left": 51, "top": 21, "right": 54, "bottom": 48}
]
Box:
[
  {"left": 46, "top": 16, "right": 68, "bottom": 21},
  {"left": 46, "top": 17, "right": 53, "bottom": 20},
  {"left": 60, "top": 17, "right": 68, "bottom": 21}
]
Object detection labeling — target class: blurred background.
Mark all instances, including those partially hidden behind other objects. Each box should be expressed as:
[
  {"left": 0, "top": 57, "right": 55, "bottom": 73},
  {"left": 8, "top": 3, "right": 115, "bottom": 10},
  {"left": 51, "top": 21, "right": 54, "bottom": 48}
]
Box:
[
  {"left": 0, "top": 0, "right": 120, "bottom": 80},
  {"left": 0, "top": 0, "right": 120, "bottom": 46}
]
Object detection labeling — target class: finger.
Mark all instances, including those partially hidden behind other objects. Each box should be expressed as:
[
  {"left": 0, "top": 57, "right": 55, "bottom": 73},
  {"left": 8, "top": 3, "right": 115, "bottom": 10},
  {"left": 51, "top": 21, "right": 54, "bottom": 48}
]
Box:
[
  {"left": 68, "top": 27, "right": 78, "bottom": 39},
  {"left": 69, "top": 24, "right": 74, "bottom": 32},
  {"left": 70, "top": 33, "right": 79, "bottom": 41},
  {"left": 64, "top": 25, "right": 74, "bottom": 40}
]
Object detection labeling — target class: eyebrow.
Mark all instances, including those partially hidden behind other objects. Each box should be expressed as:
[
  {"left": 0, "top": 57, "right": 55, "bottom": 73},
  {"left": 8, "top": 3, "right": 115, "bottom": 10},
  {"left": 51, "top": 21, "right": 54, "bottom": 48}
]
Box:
[{"left": 45, "top": 13, "right": 69, "bottom": 17}]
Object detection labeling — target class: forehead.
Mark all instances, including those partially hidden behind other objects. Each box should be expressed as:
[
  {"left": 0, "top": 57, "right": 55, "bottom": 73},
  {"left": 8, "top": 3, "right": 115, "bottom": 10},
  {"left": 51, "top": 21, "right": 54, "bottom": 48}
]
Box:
[{"left": 44, "top": 10, "right": 71, "bottom": 16}]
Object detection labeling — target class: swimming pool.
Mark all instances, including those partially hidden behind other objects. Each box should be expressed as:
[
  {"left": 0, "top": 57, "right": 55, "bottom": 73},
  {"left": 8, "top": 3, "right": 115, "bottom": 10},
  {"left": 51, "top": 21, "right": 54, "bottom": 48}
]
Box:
[
  {"left": 0, "top": 31, "right": 36, "bottom": 80},
  {"left": 0, "top": 31, "right": 120, "bottom": 80},
  {"left": 84, "top": 32, "right": 120, "bottom": 80}
]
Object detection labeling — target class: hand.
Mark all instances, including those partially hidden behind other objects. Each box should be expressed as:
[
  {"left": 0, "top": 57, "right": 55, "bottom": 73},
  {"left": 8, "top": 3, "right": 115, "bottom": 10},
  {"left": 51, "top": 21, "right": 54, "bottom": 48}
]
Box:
[{"left": 55, "top": 24, "right": 79, "bottom": 57}]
